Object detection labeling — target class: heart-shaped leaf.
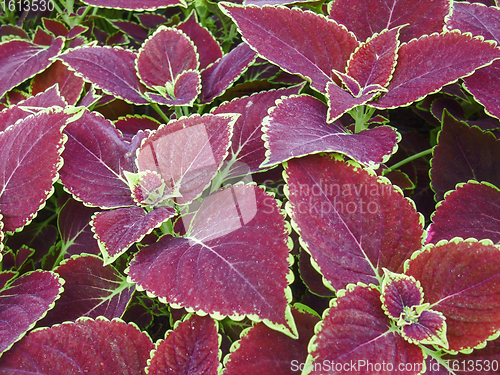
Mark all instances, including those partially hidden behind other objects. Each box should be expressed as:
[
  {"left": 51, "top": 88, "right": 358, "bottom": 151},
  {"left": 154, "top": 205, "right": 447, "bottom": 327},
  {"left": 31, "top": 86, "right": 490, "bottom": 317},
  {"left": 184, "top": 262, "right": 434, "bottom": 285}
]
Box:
[
  {"left": 220, "top": 4, "right": 358, "bottom": 93},
  {"left": 284, "top": 154, "right": 423, "bottom": 290},
  {"left": 60, "top": 110, "right": 136, "bottom": 209},
  {"left": 401, "top": 309, "right": 448, "bottom": 348},
  {"left": 80, "top": 0, "right": 185, "bottom": 10},
  {"left": 373, "top": 32, "right": 500, "bottom": 109},
  {"left": 381, "top": 270, "right": 424, "bottom": 320},
  {"left": 146, "top": 314, "right": 219, "bottom": 375},
  {"left": 136, "top": 113, "right": 237, "bottom": 205},
  {"left": 304, "top": 285, "right": 424, "bottom": 375},
  {"left": 0, "top": 271, "right": 63, "bottom": 356},
  {"left": 39, "top": 254, "right": 134, "bottom": 327},
  {"left": 329, "top": 0, "right": 450, "bottom": 43},
  {"left": 58, "top": 45, "right": 149, "bottom": 104},
  {"left": 0, "top": 317, "right": 154, "bottom": 374},
  {"left": 91, "top": 206, "right": 176, "bottom": 265},
  {"left": 0, "top": 108, "right": 71, "bottom": 232},
  {"left": 127, "top": 185, "right": 297, "bottom": 338},
  {"left": 427, "top": 181, "right": 500, "bottom": 245},
  {"left": 261, "top": 95, "right": 399, "bottom": 169},
  {"left": 0, "top": 37, "right": 64, "bottom": 99},
  {"left": 405, "top": 239, "right": 500, "bottom": 351}
]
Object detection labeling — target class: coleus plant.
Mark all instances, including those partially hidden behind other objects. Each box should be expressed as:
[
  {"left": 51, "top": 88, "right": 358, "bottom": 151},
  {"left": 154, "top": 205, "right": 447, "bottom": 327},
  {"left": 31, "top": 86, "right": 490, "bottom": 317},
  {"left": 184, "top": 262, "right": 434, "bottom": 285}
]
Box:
[{"left": 0, "top": 0, "right": 500, "bottom": 374}]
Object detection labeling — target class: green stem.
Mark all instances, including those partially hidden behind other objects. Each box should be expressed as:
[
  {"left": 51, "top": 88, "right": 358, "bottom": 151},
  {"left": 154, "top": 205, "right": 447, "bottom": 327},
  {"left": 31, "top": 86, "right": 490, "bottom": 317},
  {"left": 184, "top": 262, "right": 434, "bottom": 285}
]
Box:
[
  {"left": 382, "top": 148, "right": 433, "bottom": 175},
  {"left": 349, "top": 105, "right": 376, "bottom": 133},
  {"left": 420, "top": 346, "right": 457, "bottom": 375},
  {"left": 75, "top": 5, "right": 92, "bottom": 25},
  {"left": 151, "top": 103, "right": 170, "bottom": 123}
]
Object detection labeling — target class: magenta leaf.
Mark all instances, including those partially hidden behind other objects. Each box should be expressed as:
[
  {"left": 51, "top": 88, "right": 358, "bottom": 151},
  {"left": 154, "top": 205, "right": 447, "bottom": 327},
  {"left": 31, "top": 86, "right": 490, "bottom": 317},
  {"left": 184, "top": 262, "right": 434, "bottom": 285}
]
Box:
[
  {"left": 212, "top": 85, "right": 302, "bottom": 177},
  {"left": 114, "top": 115, "right": 160, "bottom": 142},
  {"left": 136, "top": 113, "right": 237, "bottom": 205},
  {"left": 60, "top": 110, "right": 136, "bottom": 209},
  {"left": 347, "top": 27, "right": 401, "bottom": 88},
  {"left": 0, "top": 109, "right": 72, "bottom": 233},
  {"left": 405, "top": 239, "right": 500, "bottom": 351},
  {"left": 430, "top": 112, "right": 500, "bottom": 201},
  {"left": 199, "top": 42, "right": 257, "bottom": 104},
  {"left": 146, "top": 70, "right": 201, "bottom": 106},
  {"left": 220, "top": 4, "right": 358, "bottom": 93},
  {"left": 40, "top": 254, "right": 134, "bottom": 327},
  {"left": 446, "top": 2, "right": 500, "bottom": 43},
  {"left": 373, "top": 32, "right": 500, "bottom": 109},
  {"left": 463, "top": 60, "right": 500, "bottom": 119},
  {"left": 127, "top": 185, "right": 297, "bottom": 337},
  {"left": 58, "top": 45, "right": 149, "bottom": 104},
  {"left": 91, "top": 206, "right": 175, "bottom": 265},
  {"left": 146, "top": 314, "right": 219, "bottom": 375},
  {"left": 381, "top": 270, "right": 424, "bottom": 320},
  {"left": 305, "top": 285, "right": 424, "bottom": 374},
  {"left": 126, "top": 170, "right": 173, "bottom": 207},
  {"left": 299, "top": 251, "right": 335, "bottom": 297},
  {"left": 261, "top": 95, "right": 399, "bottom": 169},
  {"left": 284, "top": 154, "right": 423, "bottom": 290},
  {"left": 0, "top": 37, "right": 64, "bottom": 99},
  {"left": 80, "top": 0, "right": 184, "bottom": 10},
  {"left": 176, "top": 12, "right": 223, "bottom": 71},
  {"left": 329, "top": 0, "right": 450, "bottom": 43},
  {"left": 427, "top": 182, "right": 500, "bottom": 245},
  {"left": 0, "top": 317, "right": 154, "bottom": 374},
  {"left": 401, "top": 309, "right": 448, "bottom": 348},
  {"left": 0, "top": 271, "right": 63, "bottom": 355}
]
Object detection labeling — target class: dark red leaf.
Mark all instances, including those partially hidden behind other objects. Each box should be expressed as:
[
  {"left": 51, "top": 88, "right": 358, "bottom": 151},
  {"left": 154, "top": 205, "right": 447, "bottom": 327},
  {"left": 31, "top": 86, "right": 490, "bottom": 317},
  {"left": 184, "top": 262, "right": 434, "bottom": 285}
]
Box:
[
  {"left": 381, "top": 271, "right": 423, "bottom": 320},
  {"left": 42, "top": 19, "right": 69, "bottom": 37},
  {"left": 80, "top": 0, "right": 185, "bottom": 10},
  {"left": 114, "top": 115, "right": 160, "bottom": 142},
  {"left": 299, "top": 251, "right": 335, "bottom": 297},
  {"left": 146, "top": 70, "right": 201, "bottom": 106},
  {"left": 326, "top": 81, "right": 382, "bottom": 122},
  {"left": 446, "top": 2, "right": 500, "bottom": 43},
  {"left": 401, "top": 310, "right": 447, "bottom": 348},
  {"left": 464, "top": 60, "right": 500, "bottom": 119}
]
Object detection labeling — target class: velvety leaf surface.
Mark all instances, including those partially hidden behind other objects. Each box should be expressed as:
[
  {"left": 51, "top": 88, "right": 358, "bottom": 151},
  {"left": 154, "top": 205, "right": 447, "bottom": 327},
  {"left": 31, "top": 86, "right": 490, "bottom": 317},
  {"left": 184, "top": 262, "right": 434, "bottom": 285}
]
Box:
[
  {"left": 299, "top": 251, "right": 335, "bottom": 297},
  {"left": 262, "top": 95, "right": 399, "bottom": 169},
  {"left": 463, "top": 60, "right": 500, "bottom": 119},
  {"left": 446, "top": 2, "right": 500, "bottom": 43},
  {"left": 0, "top": 37, "right": 64, "bottom": 99},
  {"left": 406, "top": 240, "right": 500, "bottom": 351},
  {"left": 306, "top": 285, "right": 424, "bottom": 375},
  {"left": 426, "top": 182, "right": 500, "bottom": 244},
  {"left": 326, "top": 81, "right": 382, "bottom": 122},
  {"left": 221, "top": 4, "right": 358, "bottom": 93},
  {"left": 31, "top": 60, "right": 84, "bottom": 105},
  {"left": 58, "top": 46, "right": 148, "bottom": 104},
  {"left": 285, "top": 155, "right": 423, "bottom": 290},
  {"left": 373, "top": 32, "right": 500, "bottom": 109},
  {"left": 128, "top": 185, "right": 295, "bottom": 335},
  {"left": 381, "top": 271, "right": 423, "bottom": 320},
  {"left": 58, "top": 198, "right": 100, "bottom": 257},
  {"left": 347, "top": 27, "right": 401, "bottom": 88},
  {"left": 136, "top": 114, "right": 236, "bottom": 205},
  {"left": 199, "top": 42, "right": 257, "bottom": 104},
  {"left": 40, "top": 255, "right": 134, "bottom": 327},
  {"left": 0, "top": 271, "right": 63, "bottom": 355},
  {"left": 114, "top": 115, "right": 159, "bottom": 142},
  {"left": 329, "top": 0, "right": 450, "bottom": 43},
  {"left": 212, "top": 85, "right": 302, "bottom": 177},
  {"left": 0, "top": 318, "right": 154, "bottom": 374},
  {"left": 60, "top": 110, "right": 136, "bottom": 209},
  {"left": 0, "top": 109, "right": 69, "bottom": 232},
  {"left": 176, "top": 12, "right": 223, "bottom": 71},
  {"left": 401, "top": 309, "right": 447, "bottom": 347},
  {"left": 136, "top": 27, "right": 198, "bottom": 91},
  {"left": 80, "top": 0, "right": 184, "bottom": 10},
  {"left": 92, "top": 206, "right": 175, "bottom": 265},
  {"left": 146, "top": 70, "right": 201, "bottom": 106},
  {"left": 147, "top": 314, "right": 219, "bottom": 375},
  {"left": 430, "top": 112, "right": 500, "bottom": 201}
]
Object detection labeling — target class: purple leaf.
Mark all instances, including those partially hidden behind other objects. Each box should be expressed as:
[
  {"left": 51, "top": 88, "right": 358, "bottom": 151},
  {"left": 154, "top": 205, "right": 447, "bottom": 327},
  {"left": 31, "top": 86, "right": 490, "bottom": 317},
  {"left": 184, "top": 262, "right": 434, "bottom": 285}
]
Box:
[
  {"left": 127, "top": 185, "right": 297, "bottom": 337},
  {"left": 326, "top": 81, "right": 382, "bottom": 122},
  {"left": 0, "top": 37, "right": 64, "bottom": 99},
  {"left": 146, "top": 314, "right": 219, "bottom": 375},
  {"left": 40, "top": 254, "right": 134, "bottom": 327},
  {"left": 224, "top": 306, "right": 320, "bottom": 375},
  {"left": 92, "top": 206, "right": 175, "bottom": 265},
  {"left": 43, "top": 19, "right": 69, "bottom": 37},
  {"left": 347, "top": 27, "right": 401, "bottom": 88},
  {"left": 306, "top": 285, "right": 424, "bottom": 374},
  {"left": 329, "top": 0, "right": 450, "bottom": 43},
  {"left": 212, "top": 85, "right": 302, "bottom": 177},
  {"left": 299, "top": 251, "right": 335, "bottom": 297},
  {"left": 0, "top": 273, "right": 16, "bottom": 291},
  {"left": 401, "top": 310, "right": 448, "bottom": 348},
  {"left": 58, "top": 45, "right": 149, "bottom": 104},
  {"left": 406, "top": 239, "right": 500, "bottom": 351},
  {"left": 80, "top": 0, "right": 184, "bottom": 10},
  {"left": 199, "top": 42, "right": 257, "bottom": 104},
  {"left": 0, "top": 271, "right": 63, "bottom": 355},
  {"left": 381, "top": 270, "right": 424, "bottom": 320},
  {"left": 284, "top": 154, "right": 423, "bottom": 290},
  {"left": 114, "top": 115, "right": 160, "bottom": 142},
  {"left": 373, "top": 32, "right": 500, "bottom": 109},
  {"left": 110, "top": 21, "right": 148, "bottom": 44},
  {"left": 58, "top": 198, "right": 100, "bottom": 257},
  {"left": 0, "top": 109, "right": 70, "bottom": 232},
  {"left": 176, "top": 12, "right": 223, "bottom": 71},
  {"left": 463, "top": 60, "right": 500, "bottom": 119},
  {"left": 127, "top": 170, "right": 172, "bottom": 206},
  {"left": 60, "top": 110, "right": 136, "bottom": 209},
  {"left": 427, "top": 182, "right": 500, "bottom": 245},
  {"left": 261, "top": 95, "right": 399, "bottom": 168},
  {"left": 136, "top": 113, "right": 236, "bottom": 205},
  {"left": 430, "top": 112, "right": 500, "bottom": 201},
  {"left": 221, "top": 4, "right": 358, "bottom": 93},
  {"left": 146, "top": 70, "right": 201, "bottom": 106},
  {"left": 0, "top": 318, "right": 154, "bottom": 374},
  {"left": 446, "top": 2, "right": 500, "bottom": 43}
]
